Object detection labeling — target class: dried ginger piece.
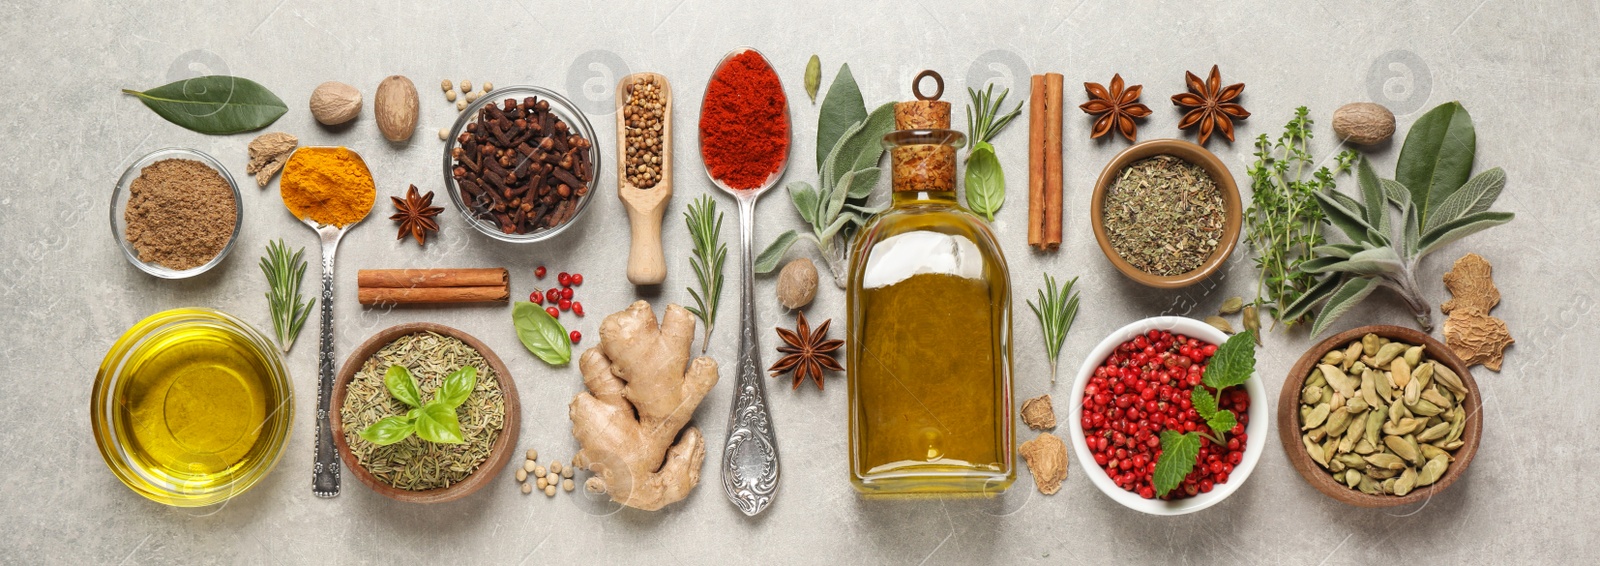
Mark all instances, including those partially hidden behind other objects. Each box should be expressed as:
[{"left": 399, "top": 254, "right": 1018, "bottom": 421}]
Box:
[
  {"left": 1021, "top": 394, "right": 1056, "bottom": 430},
  {"left": 1019, "top": 433, "right": 1068, "bottom": 495},
  {"left": 1442, "top": 253, "right": 1499, "bottom": 314},
  {"left": 246, "top": 132, "right": 298, "bottom": 188},
  {"left": 1441, "top": 254, "right": 1512, "bottom": 371}
]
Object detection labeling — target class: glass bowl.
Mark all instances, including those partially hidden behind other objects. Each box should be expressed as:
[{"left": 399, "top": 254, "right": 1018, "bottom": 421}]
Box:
[
  {"left": 441, "top": 86, "right": 601, "bottom": 243},
  {"left": 92, "top": 308, "right": 294, "bottom": 507},
  {"left": 110, "top": 148, "right": 243, "bottom": 278}
]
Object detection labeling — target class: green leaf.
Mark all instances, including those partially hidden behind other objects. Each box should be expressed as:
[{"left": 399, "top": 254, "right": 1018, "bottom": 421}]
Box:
[
  {"left": 1310, "top": 277, "right": 1380, "bottom": 337},
  {"left": 825, "top": 168, "right": 857, "bottom": 224},
  {"left": 818, "top": 212, "right": 857, "bottom": 242},
  {"left": 358, "top": 416, "right": 417, "bottom": 446},
  {"left": 435, "top": 366, "right": 477, "bottom": 409},
  {"left": 1154, "top": 430, "right": 1201, "bottom": 497},
  {"left": 1381, "top": 178, "right": 1411, "bottom": 207},
  {"left": 1206, "top": 410, "right": 1237, "bottom": 439},
  {"left": 413, "top": 403, "right": 464, "bottom": 444},
  {"left": 1356, "top": 158, "right": 1389, "bottom": 234},
  {"left": 1202, "top": 331, "right": 1257, "bottom": 391},
  {"left": 1417, "top": 211, "right": 1514, "bottom": 257},
  {"left": 122, "top": 75, "right": 288, "bottom": 134},
  {"left": 383, "top": 366, "right": 422, "bottom": 409},
  {"left": 786, "top": 181, "right": 820, "bottom": 226},
  {"left": 1303, "top": 247, "right": 1404, "bottom": 276},
  {"left": 833, "top": 102, "right": 897, "bottom": 188},
  {"left": 1426, "top": 167, "right": 1506, "bottom": 233},
  {"left": 755, "top": 230, "right": 801, "bottom": 273},
  {"left": 1281, "top": 274, "right": 1341, "bottom": 322},
  {"left": 816, "top": 64, "right": 867, "bottom": 170},
  {"left": 1401, "top": 201, "right": 1420, "bottom": 258},
  {"left": 1396, "top": 102, "right": 1476, "bottom": 226},
  {"left": 843, "top": 167, "right": 882, "bottom": 200},
  {"left": 512, "top": 301, "right": 571, "bottom": 365},
  {"left": 1191, "top": 387, "right": 1219, "bottom": 417},
  {"left": 964, "top": 142, "right": 1005, "bottom": 222},
  {"left": 819, "top": 119, "right": 867, "bottom": 200},
  {"left": 1314, "top": 190, "right": 1377, "bottom": 244},
  {"left": 1311, "top": 244, "right": 1364, "bottom": 259}
]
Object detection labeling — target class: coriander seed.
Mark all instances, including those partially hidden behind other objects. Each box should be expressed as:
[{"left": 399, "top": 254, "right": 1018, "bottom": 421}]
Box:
[{"left": 623, "top": 77, "right": 666, "bottom": 189}]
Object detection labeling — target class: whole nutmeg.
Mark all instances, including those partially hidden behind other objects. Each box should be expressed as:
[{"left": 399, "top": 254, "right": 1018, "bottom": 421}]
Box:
[
  {"left": 1332, "top": 102, "right": 1396, "bottom": 145},
  {"left": 309, "top": 81, "right": 361, "bottom": 126},
  {"left": 776, "top": 258, "right": 818, "bottom": 310},
  {"left": 375, "top": 75, "right": 420, "bottom": 142}
]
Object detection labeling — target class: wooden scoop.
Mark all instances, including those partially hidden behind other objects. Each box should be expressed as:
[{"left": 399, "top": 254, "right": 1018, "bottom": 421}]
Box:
[{"left": 615, "top": 72, "right": 672, "bottom": 285}]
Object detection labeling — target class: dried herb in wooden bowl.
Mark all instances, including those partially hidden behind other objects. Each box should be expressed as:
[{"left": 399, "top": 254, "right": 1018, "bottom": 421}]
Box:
[{"left": 1102, "top": 155, "right": 1225, "bottom": 276}]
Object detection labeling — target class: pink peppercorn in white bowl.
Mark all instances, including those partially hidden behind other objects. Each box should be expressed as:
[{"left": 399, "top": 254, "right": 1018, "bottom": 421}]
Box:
[{"left": 1066, "top": 316, "right": 1267, "bottom": 516}]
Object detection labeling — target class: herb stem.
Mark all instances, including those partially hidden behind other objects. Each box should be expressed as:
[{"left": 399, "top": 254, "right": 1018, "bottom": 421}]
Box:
[
  {"left": 259, "top": 239, "right": 314, "bottom": 353},
  {"left": 685, "top": 195, "right": 727, "bottom": 353}
]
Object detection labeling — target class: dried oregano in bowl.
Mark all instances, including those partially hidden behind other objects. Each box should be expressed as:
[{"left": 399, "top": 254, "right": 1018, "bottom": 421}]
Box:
[{"left": 339, "top": 331, "right": 506, "bottom": 491}]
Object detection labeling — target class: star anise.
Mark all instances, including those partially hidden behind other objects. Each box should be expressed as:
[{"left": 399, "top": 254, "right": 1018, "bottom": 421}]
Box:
[
  {"left": 1170, "top": 65, "right": 1250, "bottom": 144},
  {"left": 390, "top": 184, "right": 443, "bottom": 246},
  {"left": 1079, "top": 74, "right": 1152, "bottom": 142},
  {"left": 768, "top": 311, "right": 843, "bottom": 391}
]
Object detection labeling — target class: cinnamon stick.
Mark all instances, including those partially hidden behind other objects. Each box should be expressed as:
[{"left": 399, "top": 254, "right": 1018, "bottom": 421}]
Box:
[
  {"left": 356, "top": 268, "right": 510, "bottom": 305},
  {"left": 358, "top": 286, "right": 509, "bottom": 305},
  {"left": 1043, "top": 73, "right": 1064, "bottom": 249},
  {"left": 1028, "top": 74, "right": 1047, "bottom": 248}
]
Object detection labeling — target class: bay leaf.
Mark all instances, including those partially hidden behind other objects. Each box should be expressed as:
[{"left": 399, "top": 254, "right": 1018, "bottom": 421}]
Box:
[{"left": 123, "top": 75, "right": 287, "bottom": 134}]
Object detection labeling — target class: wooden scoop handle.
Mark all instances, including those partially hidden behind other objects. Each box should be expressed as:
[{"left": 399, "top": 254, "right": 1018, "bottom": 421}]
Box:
[{"left": 616, "top": 72, "right": 672, "bottom": 286}]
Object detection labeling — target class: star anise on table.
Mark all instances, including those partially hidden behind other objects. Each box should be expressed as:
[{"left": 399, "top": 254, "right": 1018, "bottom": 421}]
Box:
[
  {"left": 1170, "top": 65, "right": 1250, "bottom": 144},
  {"left": 390, "top": 184, "right": 444, "bottom": 247},
  {"left": 768, "top": 311, "right": 844, "bottom": 391},
  {"left": 1079, "top": 74, "right": 1152, "bottom": 142}
]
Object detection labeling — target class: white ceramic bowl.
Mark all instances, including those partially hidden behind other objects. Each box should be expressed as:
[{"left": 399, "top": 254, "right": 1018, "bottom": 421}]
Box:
[{"left": 1066, "top": 316, "right": 1267, "bottom": 515}]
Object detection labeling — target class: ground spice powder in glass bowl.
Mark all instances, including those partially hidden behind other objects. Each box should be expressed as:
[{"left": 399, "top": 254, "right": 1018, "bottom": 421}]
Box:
[
  {"left": 122, "top": 158, "right": 238, "bottom": 271},
  {"left": 699, "top": 50, "right": 789, "bottom": 189}
]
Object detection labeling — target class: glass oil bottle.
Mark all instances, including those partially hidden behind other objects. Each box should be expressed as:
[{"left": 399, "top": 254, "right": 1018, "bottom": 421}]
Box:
[{"left": 846, "top": 79, "right": 1014, "bottom": 496}]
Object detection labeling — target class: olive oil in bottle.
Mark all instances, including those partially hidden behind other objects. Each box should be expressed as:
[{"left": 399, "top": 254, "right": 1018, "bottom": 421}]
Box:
[{"left": 846, "top": 90, "right": 1014, "bottom": 496}]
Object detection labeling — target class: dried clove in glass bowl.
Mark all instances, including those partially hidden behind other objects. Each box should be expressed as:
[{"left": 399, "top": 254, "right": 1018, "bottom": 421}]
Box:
[{"left": 446, "top": 87, "right": 597, "bottom": 242}]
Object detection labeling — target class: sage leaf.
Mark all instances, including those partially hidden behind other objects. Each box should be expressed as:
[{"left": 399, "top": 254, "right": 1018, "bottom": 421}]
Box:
[
  {"left": 1311, "top": 244, "right": 1363, "bottom": 259},
  {"left": 1356, "top": 158, "right": 1389, "bottom": 234},
  {"left": 818, "top": 212, "right": 856, "bottom": 242},
  {"left": 1417, "top": 211, "right": 1514, "bottom": 257},
  {"left": 1281, "top": 275, "right": 1341, "bottom": 322},
  {"left": 413, "top": 403, "right": 464, "bottom": 444},
  {"left": 804, "top": 54, "right": 821, "bottom": 103},
  {"left": 383, "top": 366, "right": 422, "bottom": 409},
  {"left": 1313, "top": 190, "right": 1377, "bottom": 244},
  {"left": 844, "top": 167, "right": 882, "bottom": 200},
  {"left": 1304, "top": 247, "right": 1404, "bottom": 276},
  {"left": 1401, "top": 201, "right": 1421, "bottom": 257},
  {"left": 964, "top": 142, "right": 1005, "bottom": 221},
  {"left": 1396, "top": 102, "right": 1476, "bottom": 225},
  {"left": 1381, "top": 178, "right": 1411, "bottom": 206},
  {"left": 1310, "top": 277, "right": 1380, "bottom": 337},
  {"left": 1426, "top": 167, "right": 1506, "bottom": 233},
  {"left": 816, "top": 64, "right": 867, "bottom": 169},
  {"left": 434, "top": 366, "right": 477, "bottom": 409},
  {"left": 122, "top": 75, "right": 288, "bottom": 134},
  {"left": 786, "top": 181, "right": 820, "bottom": 225},
  {"left": 1202, "top": 331, "right": 1257, "bottom": 391},
  {"left": 1154, "top": 430, "right": 1200, "bottom": 497},
  {"left": 359, "top": 415, "right": 417, "bottom": 446},
  {"left": 513, "top": 301, "right": 571, "bottom": 365},
  {"left": 755, "top": 230, "right": 801, "bottom": 273},
  {"left": 835, "top": 102, "right": 897, "bottom": 186}
]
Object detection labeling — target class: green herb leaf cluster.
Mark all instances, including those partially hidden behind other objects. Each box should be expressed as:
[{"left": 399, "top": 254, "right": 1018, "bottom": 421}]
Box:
[
  {"left": 359, "top": 365, "right": 477, "bottom": 446},
  {"left": 756, "top": 64, "right": 895, "bottom": 287},
  {"left": 685, "top": 195, "right": 726, "bottom": 353},
  {"left": 259, "top": 239, "right": 314, "bottom": 353},
  {"left": 1153, "top": 330, "right": 1256, "bottom": 497},
  {"left": 1244, "top": 108, "right": 1356, "bottom": 327},
  {"left": 962, "top": 86, "right": 1023, "bottom": 221},
  {"left": 122, "top": 75, "right": 288, "bottom": 134},
  {"left": 1025, "top": 274, "right": 1080, "bottom": 382},
  {"left": 1287, "top": 102, "right": 1512, "bottom": 336},
  {"left": 512, "top": 301, "right": 572, "bottom": 365},
  {"left": 1153, "top": 430, "right": 1201, "bottom": 497}
]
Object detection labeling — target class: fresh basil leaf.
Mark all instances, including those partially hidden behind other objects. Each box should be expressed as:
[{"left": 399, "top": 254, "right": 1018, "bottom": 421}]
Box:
[
  {"left": 383, "top": 365, "right": 422, "bottom": 409},
  {"left": 832, "top": 102, "right": 897, "bottom": 187},
  {"left": 1191, "top": 387, "right": 1219, "bottom": 418},
  {"left": 122, "top": 75, "right": 288, "bottom": 134},
  {"left": 1396, "top": 102, "right": 1476, "bottom": 226},
  {"left": 1417, "top": 211, "right": 1514, "bottom": 257},
  {"left": 1202, "top": 331, "right": 1257, "bottom": 391},
  {"left": 786, "top": 181, "right": 820, "bottom": 226},
  {"left": 1310, "top": 277, "right": 1380, "bottom": 337},
  {"left": 1356, "top": 158, "right": 1389, "bottom": 234},
  {"left": 512, "top": 301, "right": 571, "bottom": 366},
  {"left": 413, "top": 403, "right": 464, "bottom": 444},
  {"left": 1425, "top": 167, "right": 1506, "bottom": 233},
  {"left": 358, "top": 415, "right": 417, "bottom": 446},
  {"left": 755, "top": 230, "right": 801, "bottom": 273},
  {"left": 965, "top": 142, "right": 1005, "bottom": 222},
  {"left": 1154, "top": 430, "right": 1200, "bottom": 497},
  {"left": 816, "top": 64, "right": 867, "bottom": 170},
  {"left": 435, "top": 366, "right": 477, "bottom": 409}
]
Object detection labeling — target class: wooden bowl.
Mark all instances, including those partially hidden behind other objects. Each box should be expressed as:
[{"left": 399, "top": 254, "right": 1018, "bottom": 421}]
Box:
[
  {"left": 1089, "top": 139, "right": 1242, "bottom": 288},
  {"left": 1276, "top": 325, "right": 1482, "bottom": 507},
  {"left": 331, "top": 322, "right": 521, "bottom": 504}
]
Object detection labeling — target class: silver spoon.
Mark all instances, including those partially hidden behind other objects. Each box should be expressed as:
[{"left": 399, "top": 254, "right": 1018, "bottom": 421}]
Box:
[
  {"left": 282, "top": 147, "right": 375, "bottom": 499},
  {"left": 701, "top": 46, "right": 786, "bottom": 516}
]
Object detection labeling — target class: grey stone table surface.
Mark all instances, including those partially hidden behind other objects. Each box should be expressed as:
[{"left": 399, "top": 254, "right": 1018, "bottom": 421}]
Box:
[{"left": 1, "top": 0, "right": 1593, "bottom": 563}]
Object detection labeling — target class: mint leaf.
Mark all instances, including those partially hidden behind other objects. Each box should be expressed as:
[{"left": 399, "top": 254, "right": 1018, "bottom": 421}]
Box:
[
  {"left": 1191, "top": 387, "right": 1218, "bottom": 418},
  {"left": 1202, "top": 330, "right": 1257, "bottom": 391},
  {"left": 1206, "top": 410, "right": 1237, "bottom": 439},
  {"left": 1154, "top": 430, "right": 1200, "bottom": 497}
]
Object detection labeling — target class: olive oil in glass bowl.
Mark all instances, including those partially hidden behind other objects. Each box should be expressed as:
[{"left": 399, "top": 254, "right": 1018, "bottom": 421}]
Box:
[{"left": 92, "top": 308, "right": 293, "bottom": 506}]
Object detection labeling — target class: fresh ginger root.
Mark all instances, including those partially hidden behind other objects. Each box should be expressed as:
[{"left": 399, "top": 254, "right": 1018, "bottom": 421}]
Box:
[{"left": 570, "top": 301, "right": 720, "bottom": 510}]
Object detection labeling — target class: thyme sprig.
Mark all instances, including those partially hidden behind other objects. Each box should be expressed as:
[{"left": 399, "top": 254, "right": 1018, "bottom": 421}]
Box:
[
  {"left": 1026, "top": 274, "right": 1081, "bottom": 383},
  {"left": 684, "top": 195, "right": 726, "bottom": 353},
  {"left": 259, "top": 239, "right": 314, "bottom": 353}
]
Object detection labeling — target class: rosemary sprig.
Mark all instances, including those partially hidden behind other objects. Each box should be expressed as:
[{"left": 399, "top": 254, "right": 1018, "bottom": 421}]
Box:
[
  {"left": 259, "top": 239, "right": 315, "bottom": 353},
  {"left": 1026, "top": 274, "right": 1081, "bottom": 383},
  {"left": 964, "top": 84, "right": 1024, "bottom": 149},
  {"left": 684, "top": 195, "right": 726, "bottom": 354}
]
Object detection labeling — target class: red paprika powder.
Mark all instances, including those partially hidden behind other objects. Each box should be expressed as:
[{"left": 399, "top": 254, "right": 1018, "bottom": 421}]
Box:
[{"left": 699, "top": 50, "right": 789, "bottom": 190}]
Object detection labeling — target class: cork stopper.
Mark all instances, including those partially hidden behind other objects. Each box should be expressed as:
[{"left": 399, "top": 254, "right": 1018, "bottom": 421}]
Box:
[{"left": 889, "top": 71, "right": 960, "bottom": 193}]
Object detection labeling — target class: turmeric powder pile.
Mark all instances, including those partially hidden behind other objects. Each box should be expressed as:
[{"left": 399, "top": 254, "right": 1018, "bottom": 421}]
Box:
[{"left": 280, "top": 147, "right": 375, "bottom": 227}]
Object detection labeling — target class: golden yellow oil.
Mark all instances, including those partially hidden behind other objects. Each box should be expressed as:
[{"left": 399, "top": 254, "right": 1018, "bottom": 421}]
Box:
[{"left": 113, "top": 324, "right": 277, "bottom": 491}]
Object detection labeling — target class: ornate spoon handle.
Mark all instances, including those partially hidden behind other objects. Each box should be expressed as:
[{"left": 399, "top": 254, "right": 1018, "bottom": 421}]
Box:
[
  {"left": 720, "top": 196, "right": 779, "bottom": 516},
  {"left": 311, "top": 233, "right": 341, "bottom": 498}
]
